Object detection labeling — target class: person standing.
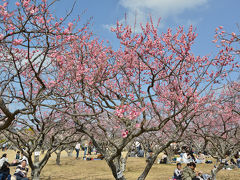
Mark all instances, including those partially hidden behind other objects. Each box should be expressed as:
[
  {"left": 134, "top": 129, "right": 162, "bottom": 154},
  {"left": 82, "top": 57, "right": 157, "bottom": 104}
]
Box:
[
  {"left": 0, "top": 154, "right": 11, "bottom": 180},
  {"left": 75, "top": 142, "right": 81, "bottom": 159},
  {"left": 83, "top": 141, "right": 88, "bottom": 159},
  {"left": 88, "top": 141, "right": 93, "bottom": 155},
  {"left": 2, "top": 143, "right": 6, "bottom": 151},
  {"left": 16, "top": 151, "right": 21, "bottom": 162}
]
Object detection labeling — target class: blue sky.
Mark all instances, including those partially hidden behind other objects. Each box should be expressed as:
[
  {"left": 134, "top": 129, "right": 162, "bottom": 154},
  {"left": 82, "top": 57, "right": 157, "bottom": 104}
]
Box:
[{"left": 51, "top": 0, "right": 240, "bottom": 57}]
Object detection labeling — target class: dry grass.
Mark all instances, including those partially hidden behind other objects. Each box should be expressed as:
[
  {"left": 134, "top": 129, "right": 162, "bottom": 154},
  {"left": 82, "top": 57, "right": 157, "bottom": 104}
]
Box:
[{"left": 2, "top": 150, "right": 239, "bottom": 180}]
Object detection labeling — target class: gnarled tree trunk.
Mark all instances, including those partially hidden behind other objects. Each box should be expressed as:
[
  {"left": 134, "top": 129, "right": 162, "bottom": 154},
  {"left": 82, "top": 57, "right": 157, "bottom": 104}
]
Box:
[
  {"left": 56, "top": 151, "right": 62, "bottom": 165},
  {"left": 137, "top": 152, "right": 158, "bottom": 180},
  {"left": 106, "top": 156, "right": 127, "bottom": 180},
  {"left": 211, "top": 163, "right": 224, "bottom": 180},
  {"left": 31, "top": 166, "right": 41, "bottom": 180},
  {"left": 120, "top": 149, "right": 132, "bottom": 172}
]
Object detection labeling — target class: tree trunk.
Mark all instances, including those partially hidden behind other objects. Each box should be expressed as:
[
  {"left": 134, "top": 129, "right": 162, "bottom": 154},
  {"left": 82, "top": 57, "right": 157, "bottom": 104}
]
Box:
[
  {"left": 31, "top": 166, "right": 41, "bottom": 180},
  {"left": 120, "top": 157, "right": 127, "bottom": 172},
  {"left": 137, "top": 153, "right": 158, "bottom": 180},
  {"left": 34, "top": 154, "right": 40, "bottom": 163},
  {"left": 165, "top": 148, "right": 174, "bottom": 164},
  {"left": 56, "top": 151, "right": 61, "bottom": 165},
  {"left": 211, "top": 163, "right": 224, "bottom": 180},
  {"left": 41, "top": 149, "right": 45, "bottom": 154},
  {"left": 120, "top": 149, "right": 131, "bottom": 172},
  {"left": 106, "top": 157, "right": 127, "bottom": 180},
  {"left": 66, "top": 149, "right": 73, "bottom": 157}
]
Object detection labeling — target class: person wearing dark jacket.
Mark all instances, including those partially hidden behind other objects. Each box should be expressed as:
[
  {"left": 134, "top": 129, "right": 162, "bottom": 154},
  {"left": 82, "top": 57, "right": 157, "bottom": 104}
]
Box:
[
  {"left": 0, "top": 154, "right": 11, "bottom": 180},
  {"left": 173, "top": 163, "right": 182, "bottom": 179}
]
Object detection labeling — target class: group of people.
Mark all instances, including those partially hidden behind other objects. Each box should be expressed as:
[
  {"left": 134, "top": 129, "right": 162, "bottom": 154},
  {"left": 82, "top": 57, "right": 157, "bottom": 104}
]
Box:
[
  {"left": 0, "top": 152, "right": 29, "bottom": 180},
  {"left": 75, "top": 142, "right": 103, "bottom": 160},
  {"left": 129, "top": 142, "right": 145, "bottom": 158},
  {"left": 173, "top": 162, "right": 211, "bottom": 180},
  {"left": 75, "top": 141, "right": 94, "bottom": 159},
  {"left": 179, "top": 150, "right": 206, "bottom": 164},
  {"left": 220, "top": 153, "right": 240, "bottom": 170}
]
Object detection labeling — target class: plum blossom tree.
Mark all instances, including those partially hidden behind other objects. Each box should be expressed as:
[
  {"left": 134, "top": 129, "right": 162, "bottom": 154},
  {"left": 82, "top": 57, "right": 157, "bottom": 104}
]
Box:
[
  {"left": 3, "top": 107, "right": 79, "bottom": 180},
  {"left": 0, "top": 0, "right": 238, "bottom": 179},
  {"left": 52, "top": 18, "right": 237, "bottom": 179}
]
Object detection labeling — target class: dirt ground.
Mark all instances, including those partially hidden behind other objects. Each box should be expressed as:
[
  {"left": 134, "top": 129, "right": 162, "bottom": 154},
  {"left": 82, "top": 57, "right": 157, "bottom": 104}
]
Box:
[{"left": 1, "top": 150, "right": 240, "bottom": 180}]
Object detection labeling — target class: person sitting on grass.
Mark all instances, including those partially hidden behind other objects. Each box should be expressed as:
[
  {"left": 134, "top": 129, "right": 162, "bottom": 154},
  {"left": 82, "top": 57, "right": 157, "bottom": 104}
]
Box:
[
  {"left": 13, "top": 160, "right": 29, "bottom": 180},
  {"left": 196, "top": 152, "right": 205, "bottom": 164},
  {"left": 182, "top": 162, "right": 200, "bottom": 180},
  {"left": 137, "top": 149, "right": 144, "bottom": 157},
  {"left": 235, "top": 153, "right": 240, "bottom": 168},
  {"left": 146, "top": 149, "right": 153, "bottom": 163},
  {"left": 96, "top": 153, "right": 105, "bottom": 160},
  {"left": 173, "top": 163, "right": 182, "bottom": 180},
  {"left": 160, "top": 153, "right": 168, "bottom": 164}
]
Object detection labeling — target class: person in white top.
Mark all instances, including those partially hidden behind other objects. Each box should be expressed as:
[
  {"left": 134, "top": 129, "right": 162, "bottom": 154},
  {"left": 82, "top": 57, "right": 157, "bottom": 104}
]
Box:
[
  {"left": 0, "top": 153, "right": 8, "bottom": 168},
  {"left": 19, "top": 152, "right": 29, "bottom": 165},
  {"left": 0, "top": 153, "right": 11, "bottom": 179},
  {"left": 196, "top": 152, "right": 205, "bottom": 163},
  {"left": 75, "top": 142, "right": 81, "bottom": 159},
  {"left": 181, "top": 152, "right": 189, "bottom": 163}
]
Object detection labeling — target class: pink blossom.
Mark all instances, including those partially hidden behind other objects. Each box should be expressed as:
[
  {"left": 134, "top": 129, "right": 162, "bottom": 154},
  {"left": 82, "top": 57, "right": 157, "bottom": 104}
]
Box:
[
  {"left": 135, "top": 123, "right": 141, "bottom": 128},
  {"left": 23, "top": 0, "right": 29, "bottom": 7},
  {"left": 68, "top": 22, "right": 73, "bottom": 28},
  {"left": 49, "top": 80, "right": 55, "bottom": 84},
  {"left": 15, "top": 2, "right": 20, "bottom": 6},
  {"left": 12, "top": 39, "right": 23, "bottom": 46},
  {"left": 212, "top": 39, "right": 218, "bottom": 43},
  {"left": 121, "top": 130, "right": 128, "bottom": 138},
  {"left": 0, "top": 34, "right": 4, "bottom": 40}
]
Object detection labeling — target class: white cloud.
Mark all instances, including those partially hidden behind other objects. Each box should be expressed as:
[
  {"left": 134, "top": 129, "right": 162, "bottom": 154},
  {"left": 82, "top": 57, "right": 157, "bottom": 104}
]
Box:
[{"left": 104, "top": 0, "right": 208, "bottom": 32}]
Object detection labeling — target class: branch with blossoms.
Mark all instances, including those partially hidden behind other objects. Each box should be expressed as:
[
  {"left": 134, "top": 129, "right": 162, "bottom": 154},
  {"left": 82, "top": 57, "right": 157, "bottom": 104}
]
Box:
[{"left": 0, "top": 0, "right": 90, "bottom": 130}]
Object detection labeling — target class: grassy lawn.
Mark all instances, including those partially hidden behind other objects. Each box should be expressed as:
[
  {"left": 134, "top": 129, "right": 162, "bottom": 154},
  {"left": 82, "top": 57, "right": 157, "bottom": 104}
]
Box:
[{"left": 1, "top": 150, "right": 239, "bottom": 179}]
